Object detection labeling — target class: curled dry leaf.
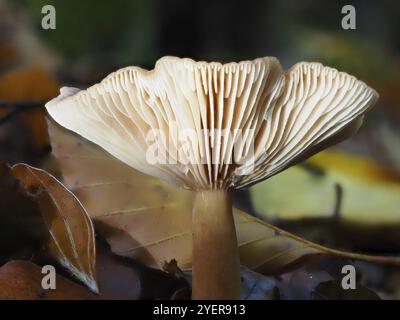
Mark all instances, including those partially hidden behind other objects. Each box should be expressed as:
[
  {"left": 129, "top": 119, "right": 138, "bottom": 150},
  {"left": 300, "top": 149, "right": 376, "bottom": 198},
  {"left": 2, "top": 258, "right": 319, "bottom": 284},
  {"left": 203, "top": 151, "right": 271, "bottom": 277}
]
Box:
[
  {"left": 12, "top": 163, "right": 98, "bottom": 292},
  {"left": 0, "top": 260, "right": 95, "bottom": 300},
  {"left": 48, "top": 121, "right": 400, "bottom": 275}
]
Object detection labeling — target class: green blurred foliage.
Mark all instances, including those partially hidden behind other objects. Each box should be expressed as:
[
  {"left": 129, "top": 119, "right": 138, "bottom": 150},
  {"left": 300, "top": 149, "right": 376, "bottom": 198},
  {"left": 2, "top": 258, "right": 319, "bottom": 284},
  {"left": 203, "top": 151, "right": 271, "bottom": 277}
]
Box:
[
  {"left": 9, "top": 0, "right": 399, "bottom": 88},
  {"left": 21, "top": 0, "right": 157, "bottom": 74},
  {"left": 289, "top": 30, "right": 399, "bottom": 84}
]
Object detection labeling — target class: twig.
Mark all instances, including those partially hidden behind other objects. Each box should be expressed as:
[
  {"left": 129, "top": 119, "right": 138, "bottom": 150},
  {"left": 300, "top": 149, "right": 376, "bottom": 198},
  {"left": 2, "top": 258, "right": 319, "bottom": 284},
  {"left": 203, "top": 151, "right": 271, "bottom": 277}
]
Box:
[{"left": 332, "top": 183, "right": 343, "bottom": 220}]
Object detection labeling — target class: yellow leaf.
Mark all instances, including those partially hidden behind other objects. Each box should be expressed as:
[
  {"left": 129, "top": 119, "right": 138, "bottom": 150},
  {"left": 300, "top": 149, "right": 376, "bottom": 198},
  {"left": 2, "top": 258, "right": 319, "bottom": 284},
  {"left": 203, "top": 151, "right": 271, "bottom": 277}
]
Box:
[{"left": 250, "top": 150, "right": 400, "bottom": 224}]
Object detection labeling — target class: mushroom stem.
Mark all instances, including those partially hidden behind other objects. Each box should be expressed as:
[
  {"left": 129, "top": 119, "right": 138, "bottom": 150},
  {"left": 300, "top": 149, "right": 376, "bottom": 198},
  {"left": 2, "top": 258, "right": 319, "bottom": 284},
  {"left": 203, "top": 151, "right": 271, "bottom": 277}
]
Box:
[{"left": 192, "top": 189, "right": 241, "bottom": 300}]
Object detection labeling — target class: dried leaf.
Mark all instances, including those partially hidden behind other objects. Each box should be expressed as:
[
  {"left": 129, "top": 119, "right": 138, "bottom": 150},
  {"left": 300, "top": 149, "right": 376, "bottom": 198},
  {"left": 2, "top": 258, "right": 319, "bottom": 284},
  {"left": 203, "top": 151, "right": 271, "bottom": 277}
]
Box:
[
  {"left": 236, "top": 212, "right": 400, "bottom": 272},
  {"left": 48, "top": 120, "right": 193, "bottom": 269},
  {"left": 12, "top": 163, "right": 98, "bottom": 292},
  {"left": 0, "top": 67, "right": 59, "bottom": 149},
  {"left": 0, "top": 261, "right": 95, "bottom": 300},
  {"left": 48, "top": 121, "right": 400, "bottom": 276},
  {"left": 0, "top": 67, "right": 59, "bottom": 102},
  {"left": 0, "top": 43, "right": 17, "bottom": 69}
]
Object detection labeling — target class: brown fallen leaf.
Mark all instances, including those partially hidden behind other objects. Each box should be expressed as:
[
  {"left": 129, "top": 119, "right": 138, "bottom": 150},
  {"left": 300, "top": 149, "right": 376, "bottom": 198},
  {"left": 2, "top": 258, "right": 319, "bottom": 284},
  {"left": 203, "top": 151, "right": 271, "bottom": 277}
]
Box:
[
  {"left": 0, "top": 67, "right": 59, "bottom": 150},
  {"left": 12, "top": 163, "right": 98, "bottom": 292},
  {"left": 0, "top": 67, "right": 58, "bottom": 102},
  {"left": 0, "top": 260, "right": 95, "bottom": 300},
  {"left": 0, "top": 43, "right": 17, "bottom": 69},
  {"left": 235, "top": 212, "right": 400, "bottom": 274},
  {"left": 48, "top": 121, "right": 400, "bottom": 275},
  {"left": 48, "top": 119, "right": 193, "bottom": 269}
]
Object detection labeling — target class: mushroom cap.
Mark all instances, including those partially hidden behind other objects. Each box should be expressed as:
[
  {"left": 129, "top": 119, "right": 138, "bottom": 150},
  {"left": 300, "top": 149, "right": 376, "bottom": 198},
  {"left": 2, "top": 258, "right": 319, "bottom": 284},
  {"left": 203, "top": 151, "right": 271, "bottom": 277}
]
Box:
[{"left": 46, "top": 56, "right": 378, "bottom": 190}]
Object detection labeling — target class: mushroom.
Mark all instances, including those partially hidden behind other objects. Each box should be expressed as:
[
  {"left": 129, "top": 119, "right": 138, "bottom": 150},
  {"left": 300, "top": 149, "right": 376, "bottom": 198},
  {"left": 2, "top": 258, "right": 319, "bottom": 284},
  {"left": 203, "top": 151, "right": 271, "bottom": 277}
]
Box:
[{"left": 46, "top": 56, "right": 378, "bottom": 299}]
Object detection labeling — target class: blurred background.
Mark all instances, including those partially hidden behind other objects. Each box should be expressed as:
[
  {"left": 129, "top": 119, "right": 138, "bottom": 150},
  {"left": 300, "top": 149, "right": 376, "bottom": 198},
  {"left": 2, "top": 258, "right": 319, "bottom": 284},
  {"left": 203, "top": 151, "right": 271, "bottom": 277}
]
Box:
[
  {"left": 0, "top": 0, "right": 400, "bottom": 298},
  {"left": 1, "top": 0, "right": 399, "bottom": 162}
]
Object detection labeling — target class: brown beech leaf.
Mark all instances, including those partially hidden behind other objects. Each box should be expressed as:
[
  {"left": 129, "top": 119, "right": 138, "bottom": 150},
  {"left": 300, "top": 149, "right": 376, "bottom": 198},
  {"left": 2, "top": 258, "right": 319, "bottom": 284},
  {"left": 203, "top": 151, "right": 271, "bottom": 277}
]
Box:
[
  {"left": 0, "top": 260, "right": 95, "bottom": 300},
  {"left": 48, "top": 120, "right": 193, "bottom": 269},
  {"left": 48, "top": 121, "right": 400, "bottom": 275},
  {"left": 12, "top": 163, "right": 98, "bottom": 292}
]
